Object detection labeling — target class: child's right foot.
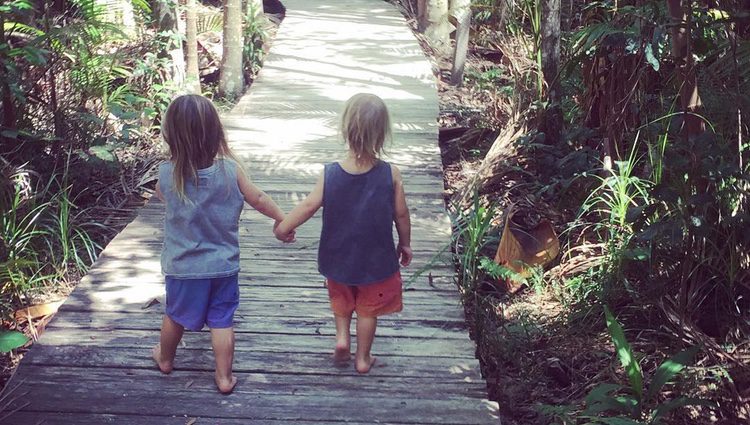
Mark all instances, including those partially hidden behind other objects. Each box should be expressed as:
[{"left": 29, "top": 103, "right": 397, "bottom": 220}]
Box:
[
  {"left": 355, "top": 355, "right": 376, "bottom": 374},
  {"left": 215, "top": 374, "right": 238, "bottom": 394},
  {"left": 152, "top": 344, "right": 173, "bottom": 374}
]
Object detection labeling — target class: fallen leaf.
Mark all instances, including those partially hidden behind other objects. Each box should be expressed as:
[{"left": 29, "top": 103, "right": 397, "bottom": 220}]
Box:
[{"left": 186, "top": 418, "right": 196, "bottom": 425}]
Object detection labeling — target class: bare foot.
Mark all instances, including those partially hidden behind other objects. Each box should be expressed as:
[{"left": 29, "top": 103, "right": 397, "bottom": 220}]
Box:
[
  {"left": 152, "top": 344, "right": 173, "bottom": 374},
  {"left": 215, "top": 374, "right": 238, "bottom": 394},
  {"left": 355, "top": 355, "right": 376, "bottom": 374},
  {"left": 333, "top": 342, "right": 351, "bottom": 362}
]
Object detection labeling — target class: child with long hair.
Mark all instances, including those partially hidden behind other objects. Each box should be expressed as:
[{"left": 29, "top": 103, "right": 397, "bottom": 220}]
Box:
[
  {"left": 152, "top": 94, "right": 291, "bottom": 393},
  {"left": 274, "top": 93, "right": 412, "bottom": 374}
]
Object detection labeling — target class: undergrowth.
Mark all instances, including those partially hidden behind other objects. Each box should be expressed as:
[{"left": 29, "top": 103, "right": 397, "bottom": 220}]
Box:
[{"left": 417, "top": 0, "right": 750, "bottom": 423}]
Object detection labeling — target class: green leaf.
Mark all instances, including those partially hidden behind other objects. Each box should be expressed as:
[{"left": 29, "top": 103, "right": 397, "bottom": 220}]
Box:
[
  {"left": 3, "top": 22, "right": 45, "bottom": 37},
  {"left": 644, "top": 43, "right": 660, "bottom": 71},
  {"left": 621, "top": 247, "right": 650, "bottom": 261},
  {"left": 88, "top": 145, "right": 116, "bottom": 163},
  {"left": 650, "top": 397, "right": 716, "bottom": 421},
  {"left": 584, "top": 395, "right": 638, "bottom": 416},
  {"left": 0, "top": 330, "right": 29, "bottom": 352},
  {"left": 585, "top": 383, "right": 623, "bottom": 404},
  {"left": 604, "top": 306, "right": 644, "bottom": 402},
  {"left": 646, "top": 346, "right": 699, "bottom": 401},
  {"left": 478, "top": 257, "right": 527, "bottom": 285}
]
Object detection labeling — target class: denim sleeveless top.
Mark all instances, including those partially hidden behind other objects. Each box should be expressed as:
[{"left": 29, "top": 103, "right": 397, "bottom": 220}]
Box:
[
  {"left": 158, "top": 159, "right": 244, "bottom": 279},
  {"left": 318, "top": 160, "right": 399, "bottom": 285}
]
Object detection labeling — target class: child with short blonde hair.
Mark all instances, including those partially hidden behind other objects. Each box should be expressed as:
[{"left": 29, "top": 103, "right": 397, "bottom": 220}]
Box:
[
  {"left": 274, "top": 93, "right": 412, "bottom": 373},
  {"left": 152, "top": 94, "right": 291, "bottom": 393}
]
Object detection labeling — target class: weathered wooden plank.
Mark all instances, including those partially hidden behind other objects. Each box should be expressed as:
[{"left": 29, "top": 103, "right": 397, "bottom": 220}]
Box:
[
  {"left": 85, "top": 252, "right": 454, "bottom": 275},
  {"left": 6, "top": 382, "right": 497, "bottom": 425},
  {"left": 21, "top": 345, "right": 483, "bottom": 381},
  {"left": 5, "top": 412, "right": 418, "bottom": 425},
  {"left": 46, "top": 311, "right": 470, "bottom": 339},
  {"left": 12, "top": 366, "right": 489, "bottom": 400},
  {"left": 61, "top": 284, "right": 462, "bottom": 309},
  {"left": 59, "top": 298, "right": 468, "bottom": 322},
  {"left": 36, "top": 328, "right": 476, "bottom": 359},
  {"left": 75, "top": 274, "right": 460, "bottom": 293},
  {"left": 72, "top": 274, "right": 459, "bottom": 300},
  {"left": 75, "top": 266, "right": 459, "bottom": 288}
]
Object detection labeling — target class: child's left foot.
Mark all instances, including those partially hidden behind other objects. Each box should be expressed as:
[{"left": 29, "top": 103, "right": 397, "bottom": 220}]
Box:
[
  {"left": 355, "top": 355, "right": 376, "bottom": 374},
  {"left": 333, "top": 343, "right": 351, "bottom": 362},
  {"left": 152, "top": 344, "right": 173, "bottom": 374}
]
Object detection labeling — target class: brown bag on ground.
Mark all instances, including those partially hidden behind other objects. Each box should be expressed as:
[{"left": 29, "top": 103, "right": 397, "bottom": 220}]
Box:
[{"left": 494, "top": 205, "right": 560, "bottom": 292}]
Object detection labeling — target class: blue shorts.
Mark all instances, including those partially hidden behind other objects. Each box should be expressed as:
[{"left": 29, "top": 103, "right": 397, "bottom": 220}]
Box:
[{"left": 165, "top": 274, "right": 239, "bottom": 331}]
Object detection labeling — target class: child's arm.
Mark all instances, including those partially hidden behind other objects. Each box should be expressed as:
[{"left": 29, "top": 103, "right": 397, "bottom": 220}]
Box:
[
  {"left": 237, "top": 167, "right": 286, "bottom": 224},
  {"left": 274, "top": 173, "right": 324, "bottom": 242},
  {"left": 392, "top": 165, "right": 412, "bottom": 266}
]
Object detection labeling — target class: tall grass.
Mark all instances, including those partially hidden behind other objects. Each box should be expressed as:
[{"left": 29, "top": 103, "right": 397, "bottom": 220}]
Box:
[
  {"left": 564, "top": 143, "right": 653, "bottom": 307},
  {"left": 242, "top": 4, "right": 269, "bottom": 78},
  {"left": 449, "top": 194, "right": 498, "bottom": 298},
  {"left": 0, "top": 162, "right": 101, "bottom": 321}
]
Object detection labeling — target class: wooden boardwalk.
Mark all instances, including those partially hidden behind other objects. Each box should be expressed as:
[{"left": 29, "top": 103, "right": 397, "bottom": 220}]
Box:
[{"left": 5, "top": 1, "right": 499, "bottom": 423}]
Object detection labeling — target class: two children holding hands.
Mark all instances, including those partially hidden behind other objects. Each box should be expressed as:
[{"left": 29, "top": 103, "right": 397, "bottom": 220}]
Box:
[{"left": 152, "top": 93, "right": 411, "bottom": 393}]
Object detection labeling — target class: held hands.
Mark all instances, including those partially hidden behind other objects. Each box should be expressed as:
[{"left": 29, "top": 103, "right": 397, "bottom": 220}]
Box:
[
  {"left": 273, "top": 220, "right": 296, "bottom": 243},
  {"left": 398, "top": 244, "right": 412, "bottom": 266}
]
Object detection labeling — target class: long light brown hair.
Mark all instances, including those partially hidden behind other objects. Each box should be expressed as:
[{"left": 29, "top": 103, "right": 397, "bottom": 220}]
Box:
[
  {"left": 161, "top": 94, "right": 236, "bottom": 199},
  {"left": 340, "top": 93, "right": 392, "bottom": 164}
]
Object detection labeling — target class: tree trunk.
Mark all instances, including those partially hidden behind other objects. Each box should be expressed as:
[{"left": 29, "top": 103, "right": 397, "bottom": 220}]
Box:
[
  {"left": 423, "top": 0, "right": 451, "bottom": 55},
  {"left": 737, "top": 0, "right": 750, "bottom": 39},
  {"left": 417, "top": 0, "right": 428, "bottom": 32},
  {"left": 667, "top": 0, "right": 705, "bottom": 138},
  {"left": 152, "top": 0, "right": 185, "bottom": 86},
  {"left": 449, "top": 0, "right": 471, "bottom": 86},
  {"left": 220, "top": 0, "right": 244, "bottom": 98},
  {"left": 185, "top": 0, "right": 201, "bottom": 94},
  {"left": 541, "top": 0, "right": 563, "bottom": 144}
]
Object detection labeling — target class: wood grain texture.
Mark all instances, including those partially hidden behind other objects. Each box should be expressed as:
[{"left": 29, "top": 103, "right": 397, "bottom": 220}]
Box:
[{"left": 3, "top": 1, "right": 499, "bottom": 423}]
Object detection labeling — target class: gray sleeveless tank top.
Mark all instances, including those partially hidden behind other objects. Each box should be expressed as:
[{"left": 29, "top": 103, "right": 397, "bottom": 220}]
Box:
[
  {"left": 158, "top": 159, "right": 245, "bottom": 278},
  {"left": 318, "top": 160, "right": 400, "bottom": 285}
]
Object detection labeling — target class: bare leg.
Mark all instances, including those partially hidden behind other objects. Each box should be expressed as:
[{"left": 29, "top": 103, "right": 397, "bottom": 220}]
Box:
[
  {"left": 211, "top": 327, "right": 237, "bottom": 394},
  {"left": 355, "top": 316, "right": 377, "bottom": 374},
  {"left": 333, "top": 313, "right": 352, "bottom": 362},
  {"left": 153, "top": 315, "right": 184, "bottom": 374}
]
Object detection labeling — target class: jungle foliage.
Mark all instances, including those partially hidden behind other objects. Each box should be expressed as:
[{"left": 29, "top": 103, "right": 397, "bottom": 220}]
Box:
[
  {"left": 0, "top": 0, "right": 270, "bottom": 338},
  {"left": 402, "top": 0, "right": 749, "bottom": 423}
]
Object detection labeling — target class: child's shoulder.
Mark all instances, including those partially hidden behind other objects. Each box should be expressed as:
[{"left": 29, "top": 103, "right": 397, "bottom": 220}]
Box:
[
  {"left": 216, "top": 157, "right": 239, "bottom": 170},
  {"left": 217, "top": 157, "right": 237, "bottom": 165},
  {"left": 158, "top": 160, "right": 173, "bottom": 174},
  {"left": 388, "top": 162, "right": 401, "bottom": 179}
]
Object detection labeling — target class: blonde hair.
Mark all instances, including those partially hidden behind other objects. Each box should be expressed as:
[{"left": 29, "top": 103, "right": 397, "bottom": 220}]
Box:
[
  {"left": 340, "top": 93, "right": 392, "bottom": 163},
  {"left": 161, "top": 94, "right": 238, "bottom": 199}
]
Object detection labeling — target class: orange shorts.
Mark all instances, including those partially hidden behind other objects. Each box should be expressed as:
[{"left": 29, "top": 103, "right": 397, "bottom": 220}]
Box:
[{"left": 326, "top": 272, "right": 403, "bottom": 318}]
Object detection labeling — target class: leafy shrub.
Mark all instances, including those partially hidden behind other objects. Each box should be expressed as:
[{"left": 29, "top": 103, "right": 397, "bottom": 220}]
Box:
[{"left": 540, "top": 306, "right": 714, "bottom": 425}]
